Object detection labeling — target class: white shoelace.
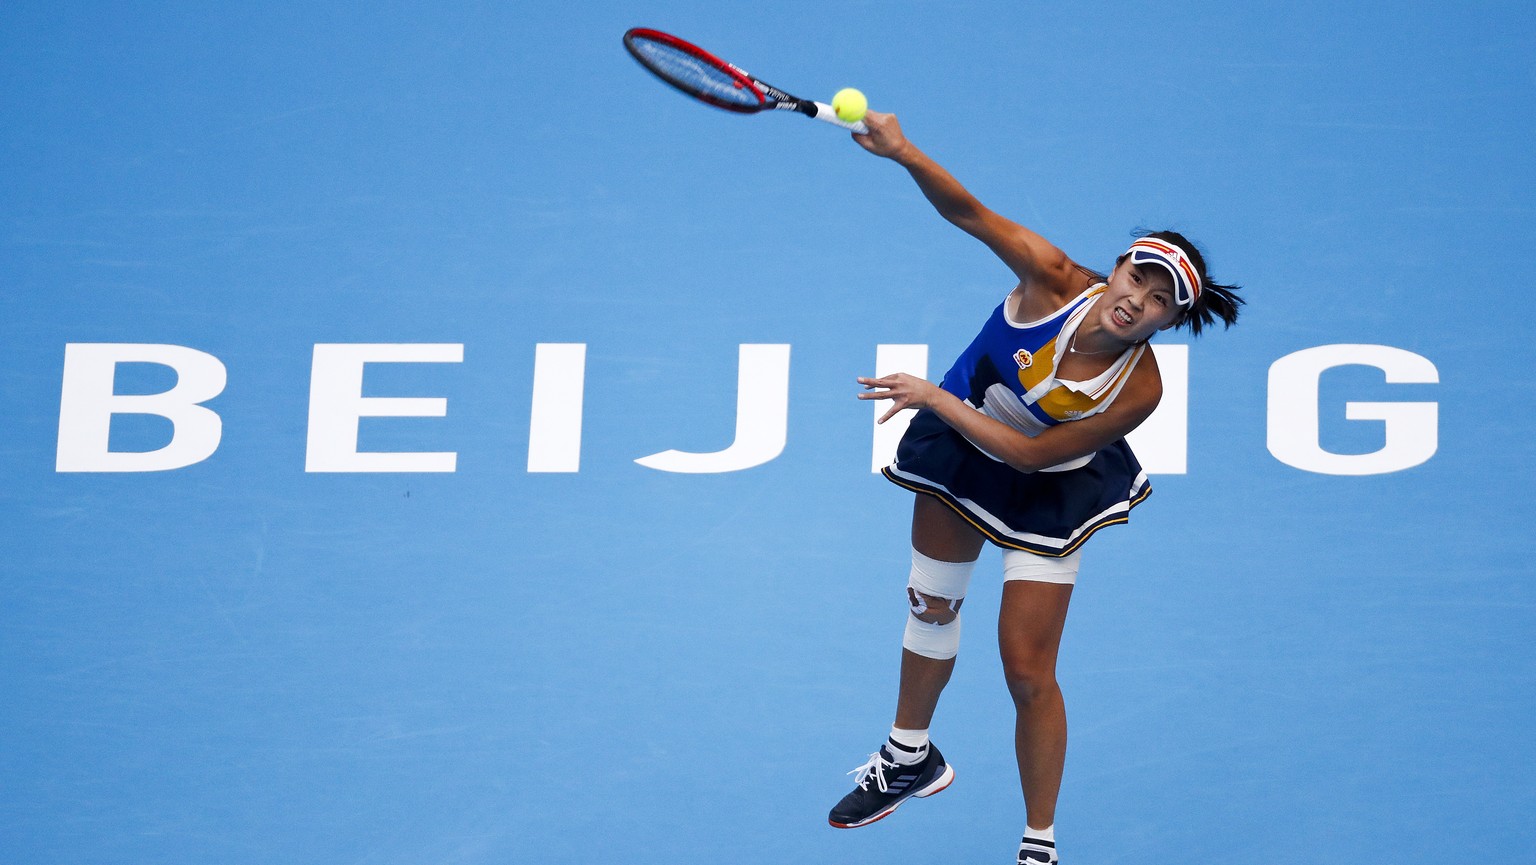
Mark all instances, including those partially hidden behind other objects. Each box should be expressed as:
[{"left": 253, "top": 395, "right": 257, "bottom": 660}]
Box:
[{"left": 846, "top": 751, "right": 897, "bottom": 793}]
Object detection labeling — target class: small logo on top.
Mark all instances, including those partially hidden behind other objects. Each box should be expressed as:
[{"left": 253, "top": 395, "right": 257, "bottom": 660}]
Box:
[{"left": 1014, "top": 349, "right": 1033, "bottom": 369}]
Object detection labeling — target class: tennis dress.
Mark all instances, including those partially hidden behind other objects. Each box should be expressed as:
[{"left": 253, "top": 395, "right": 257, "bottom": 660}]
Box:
[{"left": 882, "top": 284, "right": 1152, "bottom": 557}]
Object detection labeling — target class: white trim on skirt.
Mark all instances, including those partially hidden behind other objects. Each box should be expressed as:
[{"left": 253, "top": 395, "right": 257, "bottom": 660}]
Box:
[{"left": 884, "top": 462, "right": 1151, "bottom": 555}]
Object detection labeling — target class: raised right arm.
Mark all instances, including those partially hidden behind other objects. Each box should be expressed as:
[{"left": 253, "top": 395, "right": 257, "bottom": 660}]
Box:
[{"left": 854, "top": 111, "right": 1079, "bottom": 293}]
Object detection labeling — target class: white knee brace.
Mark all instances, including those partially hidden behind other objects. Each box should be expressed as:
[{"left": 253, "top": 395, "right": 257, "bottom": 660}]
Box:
[{"left": 902, "top": 548, "right": 976, "bottom": 660}]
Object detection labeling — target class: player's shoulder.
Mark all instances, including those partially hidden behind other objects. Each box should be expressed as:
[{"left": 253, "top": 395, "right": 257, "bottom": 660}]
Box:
[
  {"left": 1023, "top": 242, "right": 1086, "bottom": 290},
  {"left": 1012, "top": 264, "right": 1099, "bottom": 319},
  {"left": 1122, "top": 343, "right": 1164, "bottom": 407}
]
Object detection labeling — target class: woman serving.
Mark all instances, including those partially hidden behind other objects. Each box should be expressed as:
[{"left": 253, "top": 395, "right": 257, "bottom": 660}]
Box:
[{"left": 829, "top": 111, "right": 1243, "bottom": 865}]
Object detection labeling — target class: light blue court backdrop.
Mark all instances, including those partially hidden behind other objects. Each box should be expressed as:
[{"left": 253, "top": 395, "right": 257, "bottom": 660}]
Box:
[{"left": 3, "top": 1, "right": 1533, "bottom": 863}]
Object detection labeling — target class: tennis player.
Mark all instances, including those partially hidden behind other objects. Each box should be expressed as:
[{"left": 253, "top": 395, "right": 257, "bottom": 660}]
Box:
[{"left": 828, "top": 111, "right": 1242, "bottom": 865}]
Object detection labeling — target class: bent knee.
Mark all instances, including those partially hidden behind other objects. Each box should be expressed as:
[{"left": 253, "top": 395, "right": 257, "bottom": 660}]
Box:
[
  {"left": 907, "top": 587, "right": 962, "bottom": 624},
  {"left": 908, "top": 548, "right": 973, "bottom": 620}
]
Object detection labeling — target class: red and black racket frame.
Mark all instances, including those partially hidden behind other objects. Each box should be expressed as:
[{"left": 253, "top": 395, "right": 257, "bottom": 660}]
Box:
[{"left": 623, "top": 27, "right": 826, "bottom": 121}]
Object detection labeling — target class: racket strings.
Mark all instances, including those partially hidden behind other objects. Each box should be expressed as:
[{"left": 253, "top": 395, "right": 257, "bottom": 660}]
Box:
[{"left": 629, "top": 38, "right": 761, "bottom": 110}]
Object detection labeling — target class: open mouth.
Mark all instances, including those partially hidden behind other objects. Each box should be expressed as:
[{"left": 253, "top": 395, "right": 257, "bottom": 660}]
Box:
[{"left": 1113, "top": 306, "right": 1134, "bottom": 326}]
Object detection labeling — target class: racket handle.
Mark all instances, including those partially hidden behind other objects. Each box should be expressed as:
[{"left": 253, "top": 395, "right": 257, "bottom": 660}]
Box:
[{"left": 809, "top": 101, "right": 870, "bottom": 134}]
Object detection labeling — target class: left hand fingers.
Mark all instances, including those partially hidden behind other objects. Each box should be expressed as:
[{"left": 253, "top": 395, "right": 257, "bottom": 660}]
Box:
[
  {"left": 858, "top": 374, "right": 911, "bottom": 389},
  {"left": 856, "top": 375, "right": 903, "bottom": 399},
  {"left": 857, "top": 374, "right": 925, "bottom": 423}
]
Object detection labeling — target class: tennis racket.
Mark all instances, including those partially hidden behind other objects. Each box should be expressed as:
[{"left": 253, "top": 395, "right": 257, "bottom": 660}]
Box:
[{"left": 623, "top": 28, "right": 870, "bottom": 134}]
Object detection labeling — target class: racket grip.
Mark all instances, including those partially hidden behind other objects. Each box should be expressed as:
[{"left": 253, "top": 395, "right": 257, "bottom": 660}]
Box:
[{"left": 810, "top": 101, "right": 870, "bottom": 134}]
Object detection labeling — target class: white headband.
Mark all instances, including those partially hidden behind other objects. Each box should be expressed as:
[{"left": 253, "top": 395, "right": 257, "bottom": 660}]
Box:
[{"left": 1126, "top": 237, "right": 1202, "bottom": 307}]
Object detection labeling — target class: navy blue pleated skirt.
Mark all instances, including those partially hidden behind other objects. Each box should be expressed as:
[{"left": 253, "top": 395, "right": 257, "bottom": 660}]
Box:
[{"left": 881, "top": 409, "right": 1152, "bottom": 557}]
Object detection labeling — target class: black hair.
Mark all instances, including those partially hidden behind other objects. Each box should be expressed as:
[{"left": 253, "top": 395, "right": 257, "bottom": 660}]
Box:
[{"left": 1117, "top": 229, "right": 1244, "bottom": 337}]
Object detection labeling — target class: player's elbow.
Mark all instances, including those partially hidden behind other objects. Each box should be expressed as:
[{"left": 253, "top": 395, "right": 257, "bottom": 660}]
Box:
[
  {"left": 1003, "top": 451, "right": 1048, "bottom": 474},
  {"left": 1005, "top": 437, "right": 1100, "bottom": 474}
]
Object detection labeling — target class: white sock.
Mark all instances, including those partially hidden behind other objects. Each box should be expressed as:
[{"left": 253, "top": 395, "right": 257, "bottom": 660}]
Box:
[
  {"left": 1023, "top": 823, "right": 1055, "bottom": 843},
  {"left": 886, "top": 727, "right": 929, "bottom": 764},
  {"left": 1020, "top": 825, "right": 1057, "bottom": 864}
]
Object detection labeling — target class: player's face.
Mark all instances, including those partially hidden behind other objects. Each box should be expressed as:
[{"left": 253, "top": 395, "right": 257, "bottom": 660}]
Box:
[{"left": 1101, "top": 258, "right": 1182, "bottom": 342}]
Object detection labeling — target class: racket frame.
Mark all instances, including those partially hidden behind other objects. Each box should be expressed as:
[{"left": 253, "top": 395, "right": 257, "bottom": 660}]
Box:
[{"left": 623, "top": 28, "right": 868, "bottom": 133}]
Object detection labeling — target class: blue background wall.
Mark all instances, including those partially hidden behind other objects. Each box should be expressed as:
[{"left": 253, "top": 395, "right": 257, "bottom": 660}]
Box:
[{"left": 3, "top": 2, "right": 1533, "bottom": 863}]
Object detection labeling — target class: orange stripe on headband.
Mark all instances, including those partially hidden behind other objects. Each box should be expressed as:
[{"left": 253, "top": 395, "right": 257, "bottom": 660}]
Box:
[{"left": 1126, "top": 238, "right": 1202, "bottom": 307}]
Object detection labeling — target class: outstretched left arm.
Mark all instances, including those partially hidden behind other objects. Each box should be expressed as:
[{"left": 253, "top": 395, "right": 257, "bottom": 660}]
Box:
[{"left": 858, "top": 366, "right": 1162, "bottom": 473}]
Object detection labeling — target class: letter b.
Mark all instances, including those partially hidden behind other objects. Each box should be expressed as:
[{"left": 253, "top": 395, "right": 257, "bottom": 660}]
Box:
[{"left": 56, "top": 343, "right": 227, "bottom": 472}]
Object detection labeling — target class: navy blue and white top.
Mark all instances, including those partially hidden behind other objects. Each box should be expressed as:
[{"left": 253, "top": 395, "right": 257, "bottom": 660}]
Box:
[{"left": 883, "top": 285, "right": 1153, "bottom": 556}]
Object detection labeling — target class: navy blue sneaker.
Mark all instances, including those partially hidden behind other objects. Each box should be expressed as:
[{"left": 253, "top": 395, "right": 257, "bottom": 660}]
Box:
[
  {"left": 1017, "top": 836, "right": 1057, "bottom": 864},
  {"left": 827, "top": 743, "right": 954, "bottom": 828}
]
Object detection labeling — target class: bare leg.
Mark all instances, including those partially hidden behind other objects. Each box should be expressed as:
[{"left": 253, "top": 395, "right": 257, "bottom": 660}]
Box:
[
  {"left": 892, "top": 651, "right": 954, "bottom": 730},
  {"left": 997, "top": 578, "right": 1074, "bottom": 829},
  {"left": 893, "top": 494, "right": 984, "bottom": 729}
]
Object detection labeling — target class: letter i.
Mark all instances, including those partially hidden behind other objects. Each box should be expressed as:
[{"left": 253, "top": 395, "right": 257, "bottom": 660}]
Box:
[{"left": 528, "top": 343, "right": 587, "bottom": 472}]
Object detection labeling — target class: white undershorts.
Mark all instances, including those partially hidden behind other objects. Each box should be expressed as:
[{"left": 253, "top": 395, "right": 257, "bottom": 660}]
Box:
[{"left": 1001, "top": 547, "right": 1083, "bottom": 585}]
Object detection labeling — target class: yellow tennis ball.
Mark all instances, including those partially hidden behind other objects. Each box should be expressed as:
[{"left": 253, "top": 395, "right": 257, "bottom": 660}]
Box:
[{"left": 832, "top": 87, "right": 867, "bottom": 123}]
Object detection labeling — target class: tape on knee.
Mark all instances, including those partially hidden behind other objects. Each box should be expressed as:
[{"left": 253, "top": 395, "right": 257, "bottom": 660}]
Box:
[
  {"left": 903, "top": 549, "right": 976, "bottom": 660},
  {"left": 904, "top": 614, "right": 962, "bottom": 660},
  {"left": 908, "top": 549, "right": 975, "bottom": 605}
]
